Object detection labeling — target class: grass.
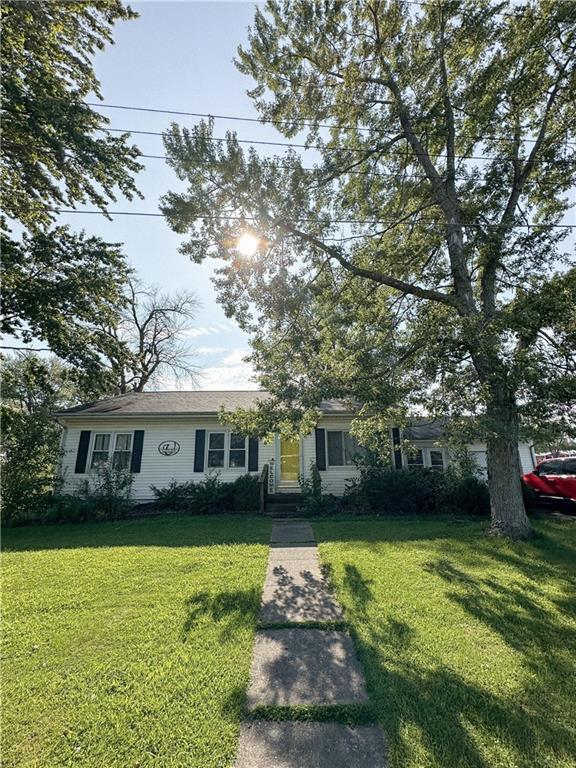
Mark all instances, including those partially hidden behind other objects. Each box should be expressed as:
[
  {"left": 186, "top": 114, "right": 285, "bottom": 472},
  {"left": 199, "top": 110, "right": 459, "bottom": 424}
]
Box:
[
  {"left": 2, "top": 514, "right": 271, "bottom": 768},
  {"left": 315, "top": 516, "right": 576, "bottom": 768}
]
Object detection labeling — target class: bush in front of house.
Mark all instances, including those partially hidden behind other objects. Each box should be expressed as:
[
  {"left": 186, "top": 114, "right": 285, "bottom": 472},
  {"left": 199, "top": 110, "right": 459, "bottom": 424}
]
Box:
[
  {"left": 77, "top": 465, "right": 134, "bottom": 519},
  {"left": 344, "top": 461, "right": 491, "bottom": 517},
  {"left": 231, "top": 473, "right": 261, "bottom": 511},
  {"left": 3, "top": 466, "right": 134, "bottom": 526},
  {"left": 298, "top": 464, "right": 343, "bottom": 516},
  {"left": 150, "top": 472, "right": 260, "bottom": 514}
]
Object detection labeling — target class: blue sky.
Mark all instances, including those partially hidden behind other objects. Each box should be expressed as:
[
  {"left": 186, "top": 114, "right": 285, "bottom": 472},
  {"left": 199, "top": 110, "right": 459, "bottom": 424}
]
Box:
[{"left": 66, "top": 1, "right": 276, "bottom": 390}]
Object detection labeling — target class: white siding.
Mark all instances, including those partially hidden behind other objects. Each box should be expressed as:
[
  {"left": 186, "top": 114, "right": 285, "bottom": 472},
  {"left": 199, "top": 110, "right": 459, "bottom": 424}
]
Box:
[
  {"left": 59, "top": 417, "right": 273, "bottom": 501},
  {"left": 314, "top": 417, "right": 363, "bottom": 497},
  {"left": 467, "top": 441, "right": 535, "bottom": 476},
  {"left": 59, "top": 414, "right": 536, "bottom": 500}
]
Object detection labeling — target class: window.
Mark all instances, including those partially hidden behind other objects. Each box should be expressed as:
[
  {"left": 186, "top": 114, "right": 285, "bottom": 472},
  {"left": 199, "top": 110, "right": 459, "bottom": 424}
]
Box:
[
  {"left": 430, "top": 450, "right": 445, "bottom": 471},
  {"left": 563, "top": 458, "right": 576, "bottom": 475},
  {"left": 91, "top": 433, "right": 111, "bottom": 468},
  {"left": 327, "top": 431, "right": 344, "bottom": 466},
  {"left": 207, "top": 432, "right": 225, "bottom": 468},
  {"left": 229, "top": 434, "right": 247, "bottom": 468},
  {"left": 539, "top": 459, "right": 562, "bottom": 475},
  {"left": 406, "top": 449, "right": 424, "bottom": 469},
  {"left": 327, "top": 431, "right": 365, "bottom": 466},
  {"left": 90, "top": 433, "right": 132, "bottom": 470},
  {"left": 112, "top": 433, "right": 132, "bottom": 470}
]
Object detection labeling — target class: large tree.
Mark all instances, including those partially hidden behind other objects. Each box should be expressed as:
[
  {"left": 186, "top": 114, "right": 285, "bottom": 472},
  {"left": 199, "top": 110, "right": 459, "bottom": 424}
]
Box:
[
  {"left": 1, "top": 0, "right": 142, "bottom": 232},
  {"left": 161, "top": 0, "right": 576, "bottom": 539},
  {"left": 0, "top": 353, "right": 86, "bottom": 520},
  {"left": 102, "top": 279, "right": 200, "bottom": 392},
  {"left": 1, "top": 0, "right": 142, "bottom": 371},
  {"left": 1, "top": 228, "right": 132, "bottom": 383}
]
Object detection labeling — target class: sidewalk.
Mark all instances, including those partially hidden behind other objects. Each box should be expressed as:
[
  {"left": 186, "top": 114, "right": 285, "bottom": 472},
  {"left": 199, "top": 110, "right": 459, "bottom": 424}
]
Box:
[{"left": 235, "top": 519, "right": 388, "bottom": 768}]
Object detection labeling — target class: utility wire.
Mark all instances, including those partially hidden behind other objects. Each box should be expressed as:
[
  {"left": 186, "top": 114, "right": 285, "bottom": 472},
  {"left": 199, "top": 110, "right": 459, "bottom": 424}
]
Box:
[
  {"left": 56, "top": 208, "right": 576, "bottom": 229},
  {"left": 139, "top": 152, "right": 553, "bottom": 183},
  {"left": 90, "top": 102, "right": 576, "bottom": 148},
  {"left": 107, "top": 127, "right": 576, "bottom": 163}
]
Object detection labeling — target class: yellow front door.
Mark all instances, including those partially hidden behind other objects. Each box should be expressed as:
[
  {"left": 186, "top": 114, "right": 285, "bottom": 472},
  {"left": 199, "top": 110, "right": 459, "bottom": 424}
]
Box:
[{"left": 280, "top": 438, "right": 300, "bottom": 482}]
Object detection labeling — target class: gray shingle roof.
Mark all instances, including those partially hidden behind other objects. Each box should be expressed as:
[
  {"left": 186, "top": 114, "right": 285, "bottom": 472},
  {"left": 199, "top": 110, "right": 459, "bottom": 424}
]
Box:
[
  {"left": 403, "top": 420, "right": 446, "bottom": 440},
  {"left": 54, "top": 390, "right": 357, "bottom": 418}
]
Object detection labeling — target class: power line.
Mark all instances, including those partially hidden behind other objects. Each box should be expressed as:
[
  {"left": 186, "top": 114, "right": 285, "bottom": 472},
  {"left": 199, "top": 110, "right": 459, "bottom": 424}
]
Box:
[
  {"left": 139, "top": 151, "right": 553, "bottom": 183},
  {"left": 108, "top": 127, "right": 576, "bottom": 164},
  {"left": 91, "top": 102, "right": 576, "bottom": 148},
  {"left": 56, "top": 208, "right": 576, "bottom": 229}
]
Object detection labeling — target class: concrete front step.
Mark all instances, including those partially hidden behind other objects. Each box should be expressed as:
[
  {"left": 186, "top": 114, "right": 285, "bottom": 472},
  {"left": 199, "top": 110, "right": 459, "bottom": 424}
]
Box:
[{"left": 266, "top": 508, "right": 300, "bottom": 518}]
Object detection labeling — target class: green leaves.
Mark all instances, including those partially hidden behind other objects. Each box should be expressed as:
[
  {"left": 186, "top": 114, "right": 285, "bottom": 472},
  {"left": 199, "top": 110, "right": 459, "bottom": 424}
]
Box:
[
  {"left": 162, "top": 0, "right": 575, "bottom": 445},
  {"left": 1, "top": 228, "right": 132, "bottom": 381},
  {"left": 1, "top": 1, "right": 143, "bottom": 232}
]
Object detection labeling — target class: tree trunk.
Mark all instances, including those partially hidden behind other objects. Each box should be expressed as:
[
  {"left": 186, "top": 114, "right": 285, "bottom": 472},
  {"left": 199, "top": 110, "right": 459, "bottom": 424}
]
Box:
[{"left": 485, "top": 389, "right": 532, "bottom": 540}]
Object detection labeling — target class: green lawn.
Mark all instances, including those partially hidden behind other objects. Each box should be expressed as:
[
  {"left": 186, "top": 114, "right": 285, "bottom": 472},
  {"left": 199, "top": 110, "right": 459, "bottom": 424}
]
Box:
[
  {"left": 315, "top": 517, "right": 576, "bottom": 768},
  {"left": 2, "top": 515, "right": 271, "bottom": 768}
]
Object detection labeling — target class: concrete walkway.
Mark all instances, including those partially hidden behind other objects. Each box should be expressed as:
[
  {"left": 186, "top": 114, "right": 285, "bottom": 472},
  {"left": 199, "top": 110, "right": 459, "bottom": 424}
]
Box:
[{"left": 235, "top": 520, "right": 388, "bottom": 768}]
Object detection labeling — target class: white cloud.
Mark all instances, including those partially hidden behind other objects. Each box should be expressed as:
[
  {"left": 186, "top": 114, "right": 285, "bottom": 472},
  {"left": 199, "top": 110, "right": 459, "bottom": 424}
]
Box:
[
  {"left": 222, "top": 348, "right": 250, "bottom": 366},
  {"left": 180, "top": 324, "right": 230, "bottom": 339},
  {"left": 196, "top": 346, "right": 229, "bottom": 355},
  {"left": 198, "top": 360, "right": 258, "bottom": 390}
]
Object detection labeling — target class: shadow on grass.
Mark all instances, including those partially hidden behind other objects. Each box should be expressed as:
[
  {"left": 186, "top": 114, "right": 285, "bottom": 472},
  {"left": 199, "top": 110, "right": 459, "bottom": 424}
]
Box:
[
  {"left": 2, "top": 514, "right": 271, "bottom": 552},
  {"left": 340, "top": 539, "right": 575, "bottom": 767},
  {"left": 182, "top": 587, "right": 262, "bottom": 643}
]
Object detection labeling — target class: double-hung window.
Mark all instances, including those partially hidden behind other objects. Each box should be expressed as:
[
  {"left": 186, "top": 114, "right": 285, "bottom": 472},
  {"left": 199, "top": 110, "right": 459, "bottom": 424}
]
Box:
[
  {"left": 327, "top": 431, "right": 365, "bottom": 467},
  {"left": 207, "top": 432, "right": 247, "bottom": 469},
  {"left": 406, "top": 448, "right": 425, "bottom": 469},
  {"left": 112, "top": 433, "right": 133, "bottom": 469},
  {"left": 229, "top": 434, "right": 247, "bottom": 467},
  {"left": 429, "top": 450, "right": 445, "bottom": 471},
  {"left": 405, "top": 447, "right": 445, "bottom": 470},
  {"left": 90, "top": 433, "right": 132, "bottom": 470},
  {"left": 207, "top": 432, "right": 226, "bottom": 468},
  {"left": 91, "top": 433, "right": 111, "bottom": 468}
]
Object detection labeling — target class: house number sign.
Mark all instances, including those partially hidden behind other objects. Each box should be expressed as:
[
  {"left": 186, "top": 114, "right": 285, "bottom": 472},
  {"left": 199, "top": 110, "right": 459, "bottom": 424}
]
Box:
[{"left": 158, "top": 440, "right": 180, "bottom": 456}]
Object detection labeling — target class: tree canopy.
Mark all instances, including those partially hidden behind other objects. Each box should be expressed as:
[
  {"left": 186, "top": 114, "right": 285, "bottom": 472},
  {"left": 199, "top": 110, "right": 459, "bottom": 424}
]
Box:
[
  {"left": 0, "top": 1, "right": 144, "bottom": 374},
  {"left": 1, "top": 0, "right": 142, "bottom": 232},
  {"left": 161, "top": 0, "right": 576, "bottom": 538}
]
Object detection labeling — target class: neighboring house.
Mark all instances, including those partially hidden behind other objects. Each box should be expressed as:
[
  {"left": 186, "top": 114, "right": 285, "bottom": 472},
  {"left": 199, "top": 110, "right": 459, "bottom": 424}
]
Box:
[{"left": 54, "top": 390, "right": 536, "bottom": 501}]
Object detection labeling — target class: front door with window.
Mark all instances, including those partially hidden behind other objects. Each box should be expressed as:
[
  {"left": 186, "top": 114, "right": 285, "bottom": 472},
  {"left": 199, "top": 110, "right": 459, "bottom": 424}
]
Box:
[{"left": 280, "top": 438, "right": 300, "bottom": 482}]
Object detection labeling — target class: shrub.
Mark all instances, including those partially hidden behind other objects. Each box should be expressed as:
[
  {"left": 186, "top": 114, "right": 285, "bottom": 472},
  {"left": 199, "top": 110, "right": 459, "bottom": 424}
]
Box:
[
  {"left": 41, "top": 495, "right": 93, "bottom": 524},
  {"left": 440, "top": 468, "right": 491, "bottom": 516},
  {"left": 231, "top": 474, "right": 260, "bottom": 511},
  {"left": 298, "top": 463, "right": 343, "bottom": 516},
  {"left": 78, "top": 465, "right": 133, "bottom": 520},
  {"left": 344, "top": 460, "right": 491, "bottom": 517},
  {"left": 191, "top": 473, "right": 232, "bottom": 514},
  {"left": 150, "top": 479, "right": 196, "bottom": 511}
]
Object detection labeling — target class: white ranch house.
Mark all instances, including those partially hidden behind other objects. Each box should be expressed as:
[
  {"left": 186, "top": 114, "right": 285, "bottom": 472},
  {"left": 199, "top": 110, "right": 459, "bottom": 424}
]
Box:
[{"left": 55, "top": 390, "right": 537, "bottom": 501}]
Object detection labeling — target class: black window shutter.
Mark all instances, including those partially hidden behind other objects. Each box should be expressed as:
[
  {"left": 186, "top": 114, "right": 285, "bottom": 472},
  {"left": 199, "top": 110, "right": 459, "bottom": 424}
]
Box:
[
  {"left": 75, "top": 430, "right": 91, "bottom": 474},
  {"left": 392, "top": 427, "right": 402, "bottom": 469},
  {"left": 130, "top": 430, "right": 145, "bottom": 473},
  {"left": 315, "top": 428, "right": 326, "bottom": 471},
  {"left": 248, "top": 437, "right": 259, "bottom": 471},
  {"left": 194, "top": 429, "right": 206, "bottom": 473}
]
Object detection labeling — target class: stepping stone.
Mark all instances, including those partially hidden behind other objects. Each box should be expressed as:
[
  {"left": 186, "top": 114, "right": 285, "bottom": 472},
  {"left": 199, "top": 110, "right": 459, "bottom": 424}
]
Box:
[
  {"left": 270, "top": 522, "right": 315, "bottom": 545},
  {"left": 267, "top": 545, "right": 319, "bottom": 562},
  {"left": 235, "top": 721, "right": 388, "bottom": 768},
  {"left": 246, "top": 629, "right": 369, "bottom": 708},
  {"left": 260, "top": 561, "right": 344, "bottom": 623}
]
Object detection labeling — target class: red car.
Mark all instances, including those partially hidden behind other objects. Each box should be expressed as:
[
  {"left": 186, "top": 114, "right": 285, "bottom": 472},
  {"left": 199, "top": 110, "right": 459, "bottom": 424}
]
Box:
[{"left": 523, "top": 457, "right": 576, "bottom": 511}]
